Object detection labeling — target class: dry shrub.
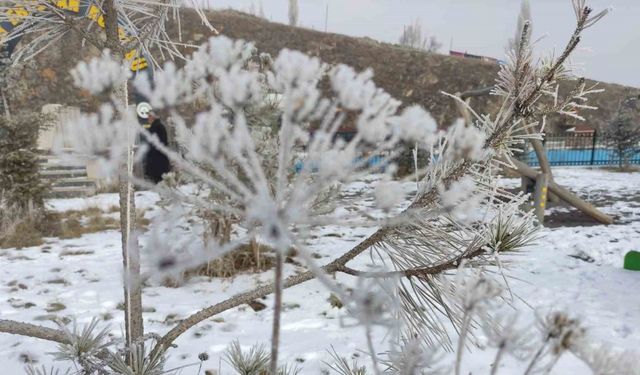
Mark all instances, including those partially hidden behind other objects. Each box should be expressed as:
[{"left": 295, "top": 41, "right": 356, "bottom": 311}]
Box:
[
  {"left": 0, "top": 216, "right": 46, "bottom": 249},
  {"left": 394, "top": 142, "right": 431, "bottom": 177},
  {"left": 601, "top": 165, "right": 640, "bottom": 173},
  {"left": 163, "top": 242, "right": 276, "bottom": 287},
  {"left": 201, "top": 213, "right": 275, "bottom": 278},
  {"left": 1, "top": 206, "right": 151, "bottom": 248},
  {"left": 195, "top": 241, "right": 275, "bottom": 278},
  {"left": 0, "top": 112, "right": 48, "bottom": 211},
  {"left": 0, "top": 193, "right": 46, "bottom": 249},
  {"left": 49, "top": 207, "right": 149, "bottom": 239}
]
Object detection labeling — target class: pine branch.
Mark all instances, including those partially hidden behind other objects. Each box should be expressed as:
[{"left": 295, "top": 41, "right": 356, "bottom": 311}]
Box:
[
  {"left": 0, "top": 320, "right": 69, "bottom": 345},
  {"left": 47, "top": 6, "right": 107, "bottom": 51},
  {"left": 148, "top": 3, "right": 607, "bottom": 354}
]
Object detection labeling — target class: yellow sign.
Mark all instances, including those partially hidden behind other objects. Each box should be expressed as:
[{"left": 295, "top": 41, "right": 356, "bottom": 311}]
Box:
[
  {"left": 7, "top": 7, "right": 29, "bottom": 26},
  {"left": 2, "top": 2, "right": 149, "bottom": 75},
  {"left": 56, "top": 0, "right": 80, "bottom": 13},
  {"left": 87, "top": 5, "right": 105, "bottom": 28}
]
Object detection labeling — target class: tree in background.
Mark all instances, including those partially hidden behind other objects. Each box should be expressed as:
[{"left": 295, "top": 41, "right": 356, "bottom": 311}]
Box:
[
  {"left": 0, "top": 1, "right": 631, "bottom": 375},
  {"left": 248, "top": 1, "right": 266, "bottom": 19},
  {"left": 0, "top": 44, "right": 49, "bottom": 248},
  {"left": 0, "top": 112, "right": 49, "bottom": 249},
  {"left": 0, "top": 113, "right": 46, "bottom": 211},
  {"left": 288, "top": 0, "right": 298, "bottom": 26},
  {"left": 398, "top": 19, "right": 441, "bottom": 53},
  {"left": 259, "top": 0, "right": 266, "bottom": 19},
  {"left": 604, "top": 94, "right": 640, "bottom": 169},
  {"left": 0, "top": 0, "right": 213, "bottom": 356}
]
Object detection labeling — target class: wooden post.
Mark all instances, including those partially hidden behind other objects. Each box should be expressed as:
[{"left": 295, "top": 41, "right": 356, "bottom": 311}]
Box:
[
  {"left": 521, "top": 175, "right": 534, "bottom": 194},
  {"left": 529, "top": 137, "right": 560, "bottom": 203},
  {"left": 508, "top": 158, "right": 614, "bottom": 225},
  {"left": 533, "top": 173, "right": 549, "bottom": 225},
  {"left": 590, "top": 130, "right": 598, "bottom": 166}
]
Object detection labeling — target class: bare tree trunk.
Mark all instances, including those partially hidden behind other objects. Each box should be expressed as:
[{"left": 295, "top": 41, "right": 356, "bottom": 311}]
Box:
[
  {"left": 118, "top": 154, "right": 144, "bottom": 345},
  {"left": 270, "top": 251, "right": 284, "bottom": 374},
  {"left": 288, "top": 0, "right": 298, "bottom": 26},
  {"left": 103, "top": 0, "right": 144, "bottom": 349}
]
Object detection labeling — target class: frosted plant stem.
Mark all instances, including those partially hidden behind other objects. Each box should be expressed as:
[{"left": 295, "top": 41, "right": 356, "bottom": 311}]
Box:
[
  {"left": 490, "top": 344, "right": 506, "bottom": 375},
  {"left": 541, "top": 353, "right": 562, "bottom": 375},
  {"left": 523, "top": 339, "right": 549, "bottom": 375},
  {"left": 270, "top": 251, "right": 284, "bottom": 374},
  {"left": 455, "top": 312, "right": 472, "bottom": 375},
  {"left": 365, "top": 325, "right": 382, "bottom": 375},
  {"left": 413, "top": 142, "right": 419, "bottom": 189}
]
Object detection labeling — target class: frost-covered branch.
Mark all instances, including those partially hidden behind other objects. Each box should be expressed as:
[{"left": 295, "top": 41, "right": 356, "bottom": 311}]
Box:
[
  {"left": 59, "top": 2, "right": 604, "bottom": 353},
  {"left": 0, "top": 320, "right": 69, "bottom": 345},
  {"left": 0, "top": 1, "right": 618, "bottom": 373}
]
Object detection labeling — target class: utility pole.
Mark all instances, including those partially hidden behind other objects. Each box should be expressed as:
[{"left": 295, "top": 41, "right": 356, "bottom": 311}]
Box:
[{"left": 324, "top": 2, "right": 328, "bottom": 32}]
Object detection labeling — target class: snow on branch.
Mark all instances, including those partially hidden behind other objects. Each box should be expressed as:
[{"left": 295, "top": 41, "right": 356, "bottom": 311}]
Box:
[{"left": 0, "top": 1, "right": 626, "bottom": 374}]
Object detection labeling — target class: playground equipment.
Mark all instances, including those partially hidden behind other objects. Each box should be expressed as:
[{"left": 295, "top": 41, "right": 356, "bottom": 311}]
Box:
[
  {"left": 624, "top": 251, "right": 640, "bottom": 271},
  {"left": 456, "top": 87, "right": 614, "bottom": 226}
]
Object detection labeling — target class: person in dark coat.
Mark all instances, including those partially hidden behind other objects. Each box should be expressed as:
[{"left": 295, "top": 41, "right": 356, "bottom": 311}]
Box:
[{"left": 141, "top": 112, "right": 171, "bottom": 184}]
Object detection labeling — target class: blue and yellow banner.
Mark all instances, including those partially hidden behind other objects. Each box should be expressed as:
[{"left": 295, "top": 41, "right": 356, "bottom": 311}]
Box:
[{"left": 0, "top": 0, "right": 150, "bottom": 74}]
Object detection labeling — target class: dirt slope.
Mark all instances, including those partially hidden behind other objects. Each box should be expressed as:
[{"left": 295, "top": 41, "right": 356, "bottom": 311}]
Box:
[{"left": 13, "top": 9, "right": 638, "bottom": 131}]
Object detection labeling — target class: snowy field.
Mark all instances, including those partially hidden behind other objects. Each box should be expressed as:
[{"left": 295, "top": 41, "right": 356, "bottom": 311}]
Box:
[{"left": 1, "top": 167, "right": 639, "bottom": 374}]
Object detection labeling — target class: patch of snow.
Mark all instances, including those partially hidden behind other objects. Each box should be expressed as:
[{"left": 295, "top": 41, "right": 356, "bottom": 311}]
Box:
[{"left": 0, "top": 168, "right": 639, "bottom": 373}]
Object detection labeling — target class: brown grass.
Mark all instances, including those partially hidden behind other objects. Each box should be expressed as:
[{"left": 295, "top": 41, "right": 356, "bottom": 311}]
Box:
[
  {"left": 0, "top": 198, "right": 46, "bottom": 249},
  {"left": 162, "top": 242, "right": 276, "bottom": 287},
  {"left": 34, "top": 314, "right": 71, "bottom": 324},
  {"left": 196, "top": 242, "right": 275, "bottom": 277},
  {"left": 0, "top": 218, "right": 46, "bottom": 249},
  {"left": 600, "top": 165, "right": 640, "bottom": 173},
  {"left": 50, "top": 208, "right": 119, "bottom": 239},
  {"left": 45, "top": 302, "right": 66, "bottom": 312},
  {"left": 0, "top": 207, "right": 153, "bottom": 249},
  {"left": 8, "top": 298, "right": 36, "bottom": 309},
  {"left": 55, "top": 207, "right": 150, "bottom": 238},
  {"left": 59, "top": 249, "right": 95, "bottom": 257}
]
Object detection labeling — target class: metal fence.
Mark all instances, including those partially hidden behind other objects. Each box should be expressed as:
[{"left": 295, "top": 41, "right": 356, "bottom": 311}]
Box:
[{"left": 519, "top": 132, "right": 640, "bottom": 167}]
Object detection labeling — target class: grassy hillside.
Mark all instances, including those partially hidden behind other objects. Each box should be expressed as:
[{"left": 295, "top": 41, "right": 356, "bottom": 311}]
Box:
[{"left": 12, "top": 9, "right": 638, "bottom": 131}]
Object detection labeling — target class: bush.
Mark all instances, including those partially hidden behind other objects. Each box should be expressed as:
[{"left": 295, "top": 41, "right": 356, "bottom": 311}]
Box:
[
  {"left": 603, "top": 94, "right": 640, "bottom": 169},
  {"left": 0, "top": 192, "right": 45, "bottom": 248},
  {"left": 394, "top": 142, "right": 430, "bottom": 177},
  {"left": 0, "top": 112, "right": 50, "bottom": 248},
  {"left": 0, "top": 112, "right": 48, "bottom": 210}
]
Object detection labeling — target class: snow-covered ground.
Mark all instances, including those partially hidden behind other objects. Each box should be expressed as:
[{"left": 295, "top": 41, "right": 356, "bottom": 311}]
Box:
[{"left": 1, "top": 167, "right": 639, "bottom": 374}]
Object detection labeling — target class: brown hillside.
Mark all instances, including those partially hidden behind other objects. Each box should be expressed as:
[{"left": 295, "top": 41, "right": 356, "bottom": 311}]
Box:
[{"left": 13, "top": 9, "right": 637, "bottom": 131}]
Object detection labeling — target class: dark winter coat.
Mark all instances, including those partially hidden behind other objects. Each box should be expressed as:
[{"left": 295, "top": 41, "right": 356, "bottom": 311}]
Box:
[{"left": 141, "top": 119, "right": 171, "bottom": 184}]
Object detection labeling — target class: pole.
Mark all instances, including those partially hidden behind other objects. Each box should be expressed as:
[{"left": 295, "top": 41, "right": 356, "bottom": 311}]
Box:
[
  {"left": 324, "top": 2, "right": 328, "bottom": 32},
  {"left": 590, "top": 130, "right": 597, "bottom": 166},
  {"left": 507, "top": 158, "right": 614, "bottom": 225},
  {"left": 102, "top": 0, "right": 144, "bottom": 352},
  {"left": 533, "top": 173, "right": 548, "bottom": 225}
]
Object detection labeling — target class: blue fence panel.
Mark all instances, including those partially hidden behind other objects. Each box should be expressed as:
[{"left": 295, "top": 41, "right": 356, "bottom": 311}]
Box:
[{"left": 521, "top": 132, "right": 640, "bottom": 167}]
